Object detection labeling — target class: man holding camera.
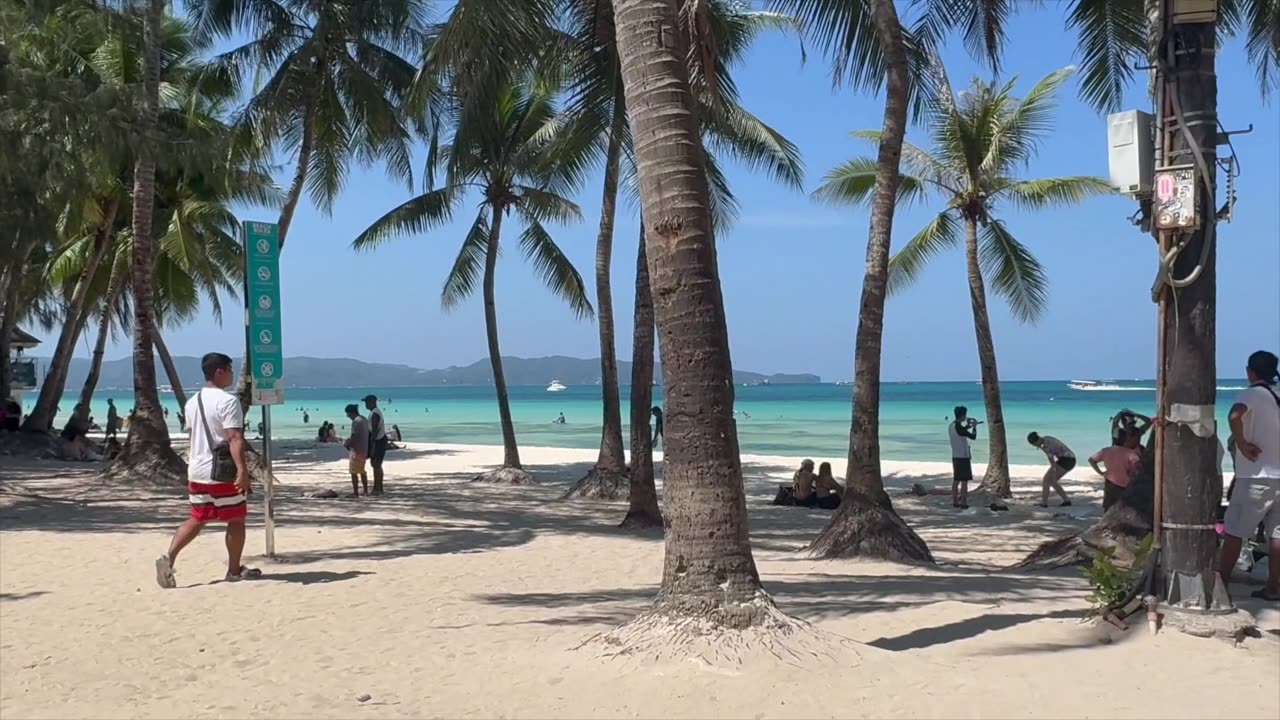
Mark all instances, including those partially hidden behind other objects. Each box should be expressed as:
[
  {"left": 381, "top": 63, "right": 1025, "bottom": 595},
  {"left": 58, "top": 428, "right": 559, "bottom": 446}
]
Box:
[{"left": 949, "top": 406, "right": 980, "bottom": 509}]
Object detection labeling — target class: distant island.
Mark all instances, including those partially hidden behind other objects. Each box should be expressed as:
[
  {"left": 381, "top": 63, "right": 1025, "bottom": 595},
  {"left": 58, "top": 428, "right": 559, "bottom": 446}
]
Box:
[{"left": 44, "top": 354, "right": 821, "bottom": 390}]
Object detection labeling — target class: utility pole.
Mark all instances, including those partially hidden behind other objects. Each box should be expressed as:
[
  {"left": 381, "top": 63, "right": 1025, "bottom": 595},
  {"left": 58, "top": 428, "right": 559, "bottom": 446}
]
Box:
[{"left": 1148, "top": 0, "right": 1233, "bottom": 618}]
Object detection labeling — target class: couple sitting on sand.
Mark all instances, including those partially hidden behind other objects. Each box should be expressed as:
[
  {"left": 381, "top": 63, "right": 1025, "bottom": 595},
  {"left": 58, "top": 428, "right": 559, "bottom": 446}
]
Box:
[{"left": 773, "top": 459, "right": 843, "bottom": 509}]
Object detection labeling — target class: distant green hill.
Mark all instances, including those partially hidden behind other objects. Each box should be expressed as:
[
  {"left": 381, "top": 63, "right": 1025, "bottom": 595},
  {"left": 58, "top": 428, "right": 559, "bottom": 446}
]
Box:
[{"left": 42, "top": 354, "right": 820, "bottom": 390}]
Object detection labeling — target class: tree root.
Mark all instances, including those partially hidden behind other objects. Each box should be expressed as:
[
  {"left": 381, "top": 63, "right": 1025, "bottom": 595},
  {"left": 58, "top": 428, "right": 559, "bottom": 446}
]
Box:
[
  {"left": 1014, "top": 503, "right": 1151, "bottom": 571},
  {"left": 618, "top": 508, "right": 664, "bottom": 530},
  {"left": 473, "top": 466, "right": 535, "bottom": 485},
  {"left": 561, "top": 465, "right": 629, "bottom": 500},
  {"left": 577, "top": 591, "right": 867, "bottom": 670},
  {"left": 99, "top": 441, "right": 187, "bottom": 486},
  {"left": 808, "top": 492, "right": 934, "bottom": 563}
]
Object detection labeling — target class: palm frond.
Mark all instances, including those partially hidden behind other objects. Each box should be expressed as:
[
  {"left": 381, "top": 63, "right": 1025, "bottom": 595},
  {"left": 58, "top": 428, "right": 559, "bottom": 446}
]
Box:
[
  {"left": 352, "top": 187, "right": 460, "bottom": 251},
  {"left": 886, "top": 211, "right": 960, "bottom": 295},
  {"left": 1065, "top": 0, "right": 1145, "bottom": 113},
  {"left": 441, "top": 209, "right": 489, "bottom": 310},
  {"left": 702, "top": 101, "right": 805, "bottom": 189},
  {"left": 812, "top": 157, "right": 926, "bottom": 207},
  {"left": 1241, "top": 0, "right": 1280, "bottom": 96},
  {"left": 980, "top": 65, "right": 1076, "bottom": 175},
  {"left": 515, "top": 186, "right": 584, "bottom": 226},
  {"left": 978, "top": 218, "right": 1048, "bottom": 324},
  {"left": 1002, "top": 175, "right": 1113, "bottom": 210},
  {"left": 518, "top": 220, "right": 594, "bottom": 319}
]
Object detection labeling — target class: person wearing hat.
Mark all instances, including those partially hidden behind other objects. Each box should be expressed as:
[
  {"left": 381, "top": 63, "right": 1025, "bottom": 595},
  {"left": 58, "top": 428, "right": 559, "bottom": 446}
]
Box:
[
  {"left": 344, "top": 403, "right": 370, "bottom": 497},
  {"left": 1220, "top": 350, "right": 1280, "bottom": 600},
  {"left": 363, "top": 394, "right": 388, "bottom": 495}
]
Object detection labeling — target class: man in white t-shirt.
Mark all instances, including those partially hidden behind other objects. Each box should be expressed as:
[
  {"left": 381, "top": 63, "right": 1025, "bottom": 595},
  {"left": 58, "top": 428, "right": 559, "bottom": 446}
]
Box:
[
  {"left": 1219, "top": 350, "right": 1280, "bottom": 600},
  {"left": 154, "top": 352, "right": 259, "bottom": 589},
  {"left": 948, "top": 406, "right": 979, "bottom": 509}
]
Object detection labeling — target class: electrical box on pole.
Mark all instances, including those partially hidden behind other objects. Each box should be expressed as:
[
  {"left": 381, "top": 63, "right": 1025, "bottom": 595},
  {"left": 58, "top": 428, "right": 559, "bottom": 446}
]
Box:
[
  {"left": 1107, "top": 110, "right": 1155, "bottom": 196},
  {"left": 1153, "top": 164, "right": 1199, "bottom": 230}
]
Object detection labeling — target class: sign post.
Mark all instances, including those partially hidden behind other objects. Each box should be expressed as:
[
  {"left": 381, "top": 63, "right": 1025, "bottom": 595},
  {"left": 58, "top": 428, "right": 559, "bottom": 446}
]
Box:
[{"left": 243, "top": 221, "right": 284, "bottom": 558}]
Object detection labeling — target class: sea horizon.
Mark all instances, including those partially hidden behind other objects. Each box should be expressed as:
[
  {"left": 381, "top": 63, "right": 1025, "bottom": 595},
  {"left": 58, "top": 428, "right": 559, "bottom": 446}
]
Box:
[{"left": 33, "top": 379, "right": 1249, "bottom": 467}]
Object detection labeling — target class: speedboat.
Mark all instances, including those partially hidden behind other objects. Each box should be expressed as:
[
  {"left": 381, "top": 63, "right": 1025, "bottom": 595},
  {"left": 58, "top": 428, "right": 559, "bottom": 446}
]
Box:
[
  {"left": 1067, "top": 380, "right": 1122, "bottom": 391},
  {"left": 546, "top": 380, "right": 567, "bottom": 392}
]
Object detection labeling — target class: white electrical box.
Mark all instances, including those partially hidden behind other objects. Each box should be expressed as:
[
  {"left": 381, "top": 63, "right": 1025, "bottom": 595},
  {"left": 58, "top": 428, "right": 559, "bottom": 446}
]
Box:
[
  {"left": 1106, "top": 110, "right": 1154, "bottom": 196},
  {"left": 1172, "top": 0, "right": 1217, "bottom": 24}
]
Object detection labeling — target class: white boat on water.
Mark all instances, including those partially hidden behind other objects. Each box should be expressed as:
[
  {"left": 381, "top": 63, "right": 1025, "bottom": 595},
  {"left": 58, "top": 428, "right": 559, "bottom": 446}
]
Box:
[
  {"left": 1067, "top": 380, "right": 1123, "bottom": 391},
  {"left": 546, "top": 380, "right": 567, "bottom": 392}
]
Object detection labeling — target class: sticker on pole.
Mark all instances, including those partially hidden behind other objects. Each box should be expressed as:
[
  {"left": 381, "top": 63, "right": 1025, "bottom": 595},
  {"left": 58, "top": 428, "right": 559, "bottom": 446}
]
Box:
[{"left": 244, "top": 220, "right": 285, "bottom": 405}]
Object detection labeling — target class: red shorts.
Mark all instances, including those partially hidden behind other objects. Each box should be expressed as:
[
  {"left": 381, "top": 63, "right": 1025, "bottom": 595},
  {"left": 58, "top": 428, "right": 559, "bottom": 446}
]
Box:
[{"left": 188, "top": 480, "right": 247, "bottom": 522}]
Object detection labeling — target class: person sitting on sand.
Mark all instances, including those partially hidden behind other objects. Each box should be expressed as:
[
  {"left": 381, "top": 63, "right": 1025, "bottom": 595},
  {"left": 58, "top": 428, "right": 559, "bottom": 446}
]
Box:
[
  {"left": 813, "top": 462, "right": 844, "bottom": 510},
  {"left": 1028, "top": 432, "right": 1075, "bottom": 508},
  {"left": 1088, "top": 432, "right": 1140, "bottom": 510},
  {"left": 60, "top": 404, "right": 89, "bottom": 442},
  {"left": 343, "top": 404, "right": 370, "bottom": 497},
  {"left": 792, "top": 459, "right": 818, "bottom": 507},
  {"left": 322, "top": 422, "right": 340, "bottom": 444}
]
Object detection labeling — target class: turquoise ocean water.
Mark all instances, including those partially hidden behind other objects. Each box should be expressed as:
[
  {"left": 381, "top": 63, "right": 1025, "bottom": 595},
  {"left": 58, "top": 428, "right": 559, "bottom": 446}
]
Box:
[{"left": 36, "top": 380, "right": 1248, "bottom": 465}]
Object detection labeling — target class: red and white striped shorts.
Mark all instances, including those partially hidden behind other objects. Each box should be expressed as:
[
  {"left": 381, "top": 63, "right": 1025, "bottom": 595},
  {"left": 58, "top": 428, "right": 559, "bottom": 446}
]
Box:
[{"left": 188, "top": 480, "right": 247, "bottom": 522}]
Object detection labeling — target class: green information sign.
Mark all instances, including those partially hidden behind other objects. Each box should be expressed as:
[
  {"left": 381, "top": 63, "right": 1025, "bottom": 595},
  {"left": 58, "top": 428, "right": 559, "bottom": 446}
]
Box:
[{"left": 244, "top": 221, "right": 284, "bottom": 406}]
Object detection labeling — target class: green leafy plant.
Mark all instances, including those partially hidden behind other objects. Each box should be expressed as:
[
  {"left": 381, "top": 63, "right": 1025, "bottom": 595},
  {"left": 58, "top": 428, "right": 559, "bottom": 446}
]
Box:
[{"left": 1081, "top": 534, "right": 1154, "bottom": 617}]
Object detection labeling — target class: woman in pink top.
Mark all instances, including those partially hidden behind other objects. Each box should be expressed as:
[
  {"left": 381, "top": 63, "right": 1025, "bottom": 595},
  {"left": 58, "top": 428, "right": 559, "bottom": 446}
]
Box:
[{"left": 1089, "top": 435, "right": 1141, "bottom": 510}]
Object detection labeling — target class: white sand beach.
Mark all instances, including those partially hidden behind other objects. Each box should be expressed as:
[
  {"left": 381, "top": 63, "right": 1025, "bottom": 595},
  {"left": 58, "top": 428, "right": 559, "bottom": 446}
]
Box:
[{"left": 2, "top": 442, "right": 1277, "bottom": 719}]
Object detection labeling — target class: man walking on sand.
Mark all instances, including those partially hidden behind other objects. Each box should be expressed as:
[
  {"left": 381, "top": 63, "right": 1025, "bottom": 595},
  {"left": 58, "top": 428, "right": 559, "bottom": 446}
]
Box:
[
  {"left": 1028, "top": 431, "right": 1075, "bottom": 508},
  {"left": 155, "top": 352, "right": 260, "bottom": 588},
  {"left": 105, "top": 398, "right": 120, "bottom": 440},
  {"left": 1219, "top": 350, "right": 1280, "bottom": 601},
  {"left": 363, "top": 395, "right": 388, "bottom": 495},
  {"left": 345, "top": 403, "right": 371, "bottom": 497}
]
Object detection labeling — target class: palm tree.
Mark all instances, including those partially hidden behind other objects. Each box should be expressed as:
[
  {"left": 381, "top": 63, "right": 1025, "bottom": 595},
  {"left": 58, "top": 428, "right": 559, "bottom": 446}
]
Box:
[
  {"left": 816, "top": 66, "right": 1111, "bottom": 498},
  {"left": 558, "top": 0, "right": 804, "bottom": 502},
  {"left": 597, "top": 0, "right": 793, "bottom": 636},
  {"left": 107, "top": 0, "right": 183, "bottom": 479},
  {"left": 354, "top": 81, "right": 593, "bottom": 484},
  {"left": 765, "top": 0, "right": 935, "bottom": 560},
  {"left": 188, "top": 0, "right": 425, "bottom": 407}
]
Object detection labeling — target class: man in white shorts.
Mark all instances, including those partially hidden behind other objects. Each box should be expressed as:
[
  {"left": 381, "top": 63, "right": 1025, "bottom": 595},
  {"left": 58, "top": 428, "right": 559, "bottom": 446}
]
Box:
[{"left": 1219, "top": 350, "right": 1280, "bottom": 601}]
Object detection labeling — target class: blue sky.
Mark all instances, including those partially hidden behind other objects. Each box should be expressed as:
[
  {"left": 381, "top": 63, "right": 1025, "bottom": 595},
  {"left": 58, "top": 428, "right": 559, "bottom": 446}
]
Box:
[{"left": 87, "top": 5, "right": 1279, "bottom": 382}]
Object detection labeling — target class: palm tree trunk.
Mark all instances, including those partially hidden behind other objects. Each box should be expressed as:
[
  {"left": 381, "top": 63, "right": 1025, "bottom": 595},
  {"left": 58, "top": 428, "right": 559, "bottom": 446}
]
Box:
[
  {"left": 153, "top": 326, "right": 187, "bottom": 412},
  {"left": 565, "top": 106, "right": 629, "bottom": 499},
  {"left": 807, "top": 0, "right": 932, "bottom": 562},
  {"left": 72, "top": 302, "right": 112, "bottom": 429},
  {"left": 475, "top": 203, "right": 530, "bottom": 484},
  {"left": 107, "top": 0, "right": 185, "bottom": 483},
  {"left": 621, "top": 223, "right": 662, "bottom": 529},
  {"left": 234, "top": 112, "right": 314, "bottom": 413},
  {"left": 964, "top": 218, "right": 1012, "bottom": 498},
  {"left": 609, "top": 0, "right": 775, "bottom": 630},
  {"left": 22, "top": 196, "right": 118, "bottom": 432},
  {"left": 0, "top": 232, "right": 41, "bottom": 401}
]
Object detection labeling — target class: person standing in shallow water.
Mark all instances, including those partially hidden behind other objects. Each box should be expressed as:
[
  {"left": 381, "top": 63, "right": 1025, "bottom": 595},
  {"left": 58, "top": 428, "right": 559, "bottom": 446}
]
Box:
[
  {"left": 155, "top": 352, "right": 259, "bottom": 588},
  {"left": 1028, "top": 431, "right": 1074, "bottom": 508}
]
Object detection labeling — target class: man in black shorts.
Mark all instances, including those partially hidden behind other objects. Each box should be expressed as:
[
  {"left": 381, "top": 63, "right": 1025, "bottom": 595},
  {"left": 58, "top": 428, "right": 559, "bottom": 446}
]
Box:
[
  {"left": 948, "top": 406, "right": 979, "bottom": 509},
  {"left": 363, "top": 395, "right": 388, "bottom": 496},
  {"left": 1029, "top": 431, "right": 1075, "bottom": 507}
]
